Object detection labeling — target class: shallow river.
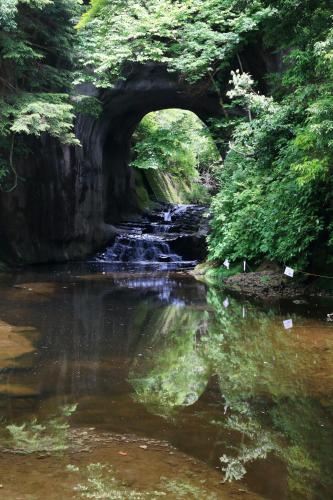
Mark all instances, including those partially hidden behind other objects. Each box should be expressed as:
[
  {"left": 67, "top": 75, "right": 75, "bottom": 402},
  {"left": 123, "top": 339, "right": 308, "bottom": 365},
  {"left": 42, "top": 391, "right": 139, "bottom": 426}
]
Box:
[{"left": 0, "top": 264, "right": 332, "bottom": 499}]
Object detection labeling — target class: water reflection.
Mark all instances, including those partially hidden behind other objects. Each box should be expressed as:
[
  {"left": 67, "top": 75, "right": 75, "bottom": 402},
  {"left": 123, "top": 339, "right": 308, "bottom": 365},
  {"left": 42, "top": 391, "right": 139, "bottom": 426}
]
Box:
[
  {"left": 129, "top": 288, "right": 333, "bottom": 498},
  {"left": 5, "top": 403, "right": 77, "bottom": 454},
  {"left": 129, "top": 307, "right": 210, "bottom": 415},
  {"left": 0, "top": 267, "right": 332, "bottom": 498}
]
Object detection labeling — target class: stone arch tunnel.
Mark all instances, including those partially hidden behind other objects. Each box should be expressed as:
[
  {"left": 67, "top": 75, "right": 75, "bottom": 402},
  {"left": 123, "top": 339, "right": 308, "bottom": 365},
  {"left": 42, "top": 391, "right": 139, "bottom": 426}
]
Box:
[
  {"left": 0, "top": 64, "right": 223, "bottom": 264},
  {"left": 0, "top": 44, "right": 276, "bottom": 265},
  {"left": 95, "top": 64, "right": 223, "bottom": 223}
]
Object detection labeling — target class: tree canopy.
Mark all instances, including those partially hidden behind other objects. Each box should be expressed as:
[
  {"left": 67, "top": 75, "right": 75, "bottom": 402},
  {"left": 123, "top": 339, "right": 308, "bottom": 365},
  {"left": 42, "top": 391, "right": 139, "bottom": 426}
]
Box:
[{"left": 76, "top": 0, "right": 273, "bottom": 86}]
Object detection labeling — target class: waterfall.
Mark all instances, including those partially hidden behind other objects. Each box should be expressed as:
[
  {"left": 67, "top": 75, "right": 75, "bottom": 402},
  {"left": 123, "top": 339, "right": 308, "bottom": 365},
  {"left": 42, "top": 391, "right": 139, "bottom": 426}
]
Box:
[
  {"left": 93, "top": 204, "right": 207, "bottom": 270},
  {"left": 99, "top": 235, "right": 182, "bottom": 264},
  {"left": 152, "top": 223, "right": 173, "bottom": 234},
  {"left": 163, "top": 210, "right": 172, "bottom": 222}
]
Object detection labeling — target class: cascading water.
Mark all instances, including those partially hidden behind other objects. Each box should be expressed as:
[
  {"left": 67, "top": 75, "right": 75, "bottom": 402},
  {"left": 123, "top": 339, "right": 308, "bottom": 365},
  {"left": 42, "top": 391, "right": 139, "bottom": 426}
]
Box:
[
  {"left": 163, "top": 210, "right": 172, "bottom": 222},
  {"left": 151, "top": 223, "right": 173, "bottom": 234},
  {"left": 98, "top": 234, "right": 182, "bottom": 265},
  {"left": 93, "top": 204, "right": 208, "bottom": 271}
]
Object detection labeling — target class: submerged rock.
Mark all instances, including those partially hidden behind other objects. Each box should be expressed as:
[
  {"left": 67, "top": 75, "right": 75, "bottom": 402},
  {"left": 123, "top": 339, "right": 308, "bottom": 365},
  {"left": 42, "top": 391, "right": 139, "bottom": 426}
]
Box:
[{"left": 0, "top": 320, "right": 37, "bottom": 369}]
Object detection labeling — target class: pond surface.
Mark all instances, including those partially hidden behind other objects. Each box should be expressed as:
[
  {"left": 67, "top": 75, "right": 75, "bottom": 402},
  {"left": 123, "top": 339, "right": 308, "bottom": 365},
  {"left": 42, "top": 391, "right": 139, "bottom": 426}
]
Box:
[{"left": 0, "top": 264, "right": 333, "bottom": 499}]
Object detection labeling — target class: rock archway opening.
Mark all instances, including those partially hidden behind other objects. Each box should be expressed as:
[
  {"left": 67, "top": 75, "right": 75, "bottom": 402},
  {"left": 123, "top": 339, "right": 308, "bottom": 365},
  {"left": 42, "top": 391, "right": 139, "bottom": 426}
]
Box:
[
  {"left": 88, "top": 63, "right": 228, "bottom": 269},
  {"left": 0, "top": 64, "right": 226, "bottom": 264},
  {"left": 95, "top": 105, "right": 222, "bottom": 269},
  {"left": 98, "top": 64, "right": 224, "bottom": 226},
  {"left": 129, "top": 108, "right": 222, "bottom": 209},
  {"left": 0, "top": 53, "right": 273, "bottom": 265}
]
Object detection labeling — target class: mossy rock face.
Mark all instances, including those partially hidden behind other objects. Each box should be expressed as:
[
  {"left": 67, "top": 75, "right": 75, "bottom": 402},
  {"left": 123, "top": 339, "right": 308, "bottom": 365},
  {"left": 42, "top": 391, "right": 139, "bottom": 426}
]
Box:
[
  {"left": 134, "top": 170, "right": 152, "bottom": 210},
  {"left": 144, "top": 169, "right": 187, "bottom": 204}
]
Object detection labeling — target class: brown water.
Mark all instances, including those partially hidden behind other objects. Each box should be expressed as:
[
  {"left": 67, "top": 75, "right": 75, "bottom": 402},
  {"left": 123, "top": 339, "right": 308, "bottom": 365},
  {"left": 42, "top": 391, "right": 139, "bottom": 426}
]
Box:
[{"left": 0, "top": 264, "right": 333, "bottom": 499}]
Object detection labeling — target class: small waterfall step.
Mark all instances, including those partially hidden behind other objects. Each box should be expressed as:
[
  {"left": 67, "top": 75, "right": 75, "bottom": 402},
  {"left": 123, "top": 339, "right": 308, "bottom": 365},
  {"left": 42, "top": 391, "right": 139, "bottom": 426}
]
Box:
[{"left": 93, "top": 203, "right": 208, "bottom": 271}]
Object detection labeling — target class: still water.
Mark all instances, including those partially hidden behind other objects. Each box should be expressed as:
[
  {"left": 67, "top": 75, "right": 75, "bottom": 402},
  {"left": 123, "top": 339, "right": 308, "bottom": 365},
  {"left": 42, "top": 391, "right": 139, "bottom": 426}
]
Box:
[{"left": 0, "top": 264, "right": 332, "bottom": 499}]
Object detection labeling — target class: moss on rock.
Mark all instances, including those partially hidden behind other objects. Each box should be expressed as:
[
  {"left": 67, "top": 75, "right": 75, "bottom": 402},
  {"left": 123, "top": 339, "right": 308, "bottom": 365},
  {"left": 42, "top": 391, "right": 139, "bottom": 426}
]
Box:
[{"left": 144, "top": 170, "right": 187, "bottom": 204}]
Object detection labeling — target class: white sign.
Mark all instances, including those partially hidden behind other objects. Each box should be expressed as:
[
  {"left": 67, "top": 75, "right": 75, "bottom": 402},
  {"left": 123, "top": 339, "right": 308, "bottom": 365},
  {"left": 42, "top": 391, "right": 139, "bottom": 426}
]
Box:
[
  {"left": 223, "top": 298, "right": 229, "bottom": 308},
  {"left": 283, "top": 319, "right": 293, "bottom": 330},
  {"left": 243, "top": 261, "right": 246, "bottom": 272},
  {"left": 223, "top": 259, "right": 230, "bottom": 269},
  {"left": 284, "top": 266, "right": 294, "bottom": 278}
]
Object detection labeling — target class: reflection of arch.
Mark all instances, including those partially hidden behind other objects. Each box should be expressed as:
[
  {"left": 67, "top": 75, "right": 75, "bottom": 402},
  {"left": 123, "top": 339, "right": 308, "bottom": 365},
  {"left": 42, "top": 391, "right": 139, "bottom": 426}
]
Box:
[{"left": 77, "top": 64, "right": 224, "bottom": 222}]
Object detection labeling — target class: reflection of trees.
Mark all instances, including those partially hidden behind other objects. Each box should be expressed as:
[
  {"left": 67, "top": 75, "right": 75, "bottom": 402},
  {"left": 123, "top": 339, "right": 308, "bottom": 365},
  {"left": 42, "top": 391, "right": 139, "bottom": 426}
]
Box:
[
  {"left": 129, "top": 287, "right": 333, "bottom": 498},
  {"left": 207, "top": 288, "right": 333, "bottom": 498},
  {"left": 5, "top": 404, "right": 77, "bottom": 454},
  {"left": 129, "top": 306, "right": 211, "bottom": 417}
]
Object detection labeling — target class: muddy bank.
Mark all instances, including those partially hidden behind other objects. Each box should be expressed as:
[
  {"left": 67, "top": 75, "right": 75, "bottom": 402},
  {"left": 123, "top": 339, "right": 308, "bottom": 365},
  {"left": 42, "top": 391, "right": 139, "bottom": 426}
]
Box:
[
  {"left": 0, "top": 427, "right": 262, "bottom": 499},
  {"left": 222, "top": 271, "right": 321, "bottom": 300}
]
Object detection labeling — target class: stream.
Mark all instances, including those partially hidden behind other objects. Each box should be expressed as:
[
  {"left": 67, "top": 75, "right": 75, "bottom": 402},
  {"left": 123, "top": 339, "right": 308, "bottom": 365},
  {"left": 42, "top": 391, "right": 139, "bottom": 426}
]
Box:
[{"left": 0, "top": 207, "right": 332, "bottom": 498}]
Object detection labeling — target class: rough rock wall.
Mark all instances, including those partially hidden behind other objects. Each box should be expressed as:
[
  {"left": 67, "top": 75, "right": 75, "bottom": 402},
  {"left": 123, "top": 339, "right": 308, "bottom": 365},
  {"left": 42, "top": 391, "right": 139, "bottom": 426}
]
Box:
[{"left": 0, "top": 134, "right": 109, "bottom": 264}]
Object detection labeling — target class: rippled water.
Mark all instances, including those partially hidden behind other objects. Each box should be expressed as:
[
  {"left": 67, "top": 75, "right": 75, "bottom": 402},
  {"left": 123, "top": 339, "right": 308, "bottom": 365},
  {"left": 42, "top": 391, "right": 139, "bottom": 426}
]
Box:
[{"left": 0, "top": 264, "right": 332, "bottom": 499}]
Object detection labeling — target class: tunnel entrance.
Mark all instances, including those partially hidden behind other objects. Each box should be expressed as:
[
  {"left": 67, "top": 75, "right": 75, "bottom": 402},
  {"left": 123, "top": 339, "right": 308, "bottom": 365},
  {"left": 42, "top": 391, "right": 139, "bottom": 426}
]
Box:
[
  {"left": 0, "top": 64, "right": 225, "bottom": 264},
  {"left": 0, "top": 52, "right": 273, "bottom": 265},
  {"left": 97, "top": 63, "right": 224, "bottom": 226},
  {"left": 129, "top": 109, "right": 221, "bottom": 208},
  {"left": 93, "top": 106, "right": 221, "bottom": 270}
]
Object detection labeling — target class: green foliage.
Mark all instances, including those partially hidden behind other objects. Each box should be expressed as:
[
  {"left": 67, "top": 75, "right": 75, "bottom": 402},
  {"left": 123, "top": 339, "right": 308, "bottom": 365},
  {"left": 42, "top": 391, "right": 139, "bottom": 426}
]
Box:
[
  {"left": 70, "top": 463, "right": 151, "bottom": 499},
  {"left": 73, "top": 95, "right": 103, "bottom": 119},
  {"left": 161, "top": 479, "right": 218, "bottom": 499},
  {"left": 10, "top": 94, "right": 80, "bottom": 144},
  {"left": 129, "top": 306, "right": 210, "bottom": 417},
  {"left": 1, "top": 0, "right": 333, "bottom": 267},
  {"left": 6, "top": 404, "right": 77, "bottom": 454},
  {"left": 127, "top": 291, "right": 333, "bottom": 496},
  {"left": 0, "top": 1, "right": 81, "bottom": 90},
  {"left": 0, "top": 0, "right": 82, "bottom": 186},
  {"left": 69, "top": 462, "right": 218, "bottom": 499},
  {"left": 208, "top": 1, "right": 333, "bottom": 267},
  {"left": 208, "top": 111, "right": 324, "bottom": 266},
  {"left": 0, "top": 1, "right": 53, "bottom": 31},
  {"left": 76, "top": 0, "right": 333, "bottom": 268},
  {"left": 131, "top": 109, "right": 220, "bottom": 203},
  {"left": 76, "top": 0, "right": 273, "bottom": 87}
]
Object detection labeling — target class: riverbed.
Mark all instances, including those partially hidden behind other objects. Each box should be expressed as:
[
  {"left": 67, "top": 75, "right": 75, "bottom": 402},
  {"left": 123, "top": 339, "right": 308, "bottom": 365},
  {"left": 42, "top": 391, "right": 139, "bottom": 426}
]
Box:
[{"left": 0, "top": 264, "right": 332, "bottom": 499}]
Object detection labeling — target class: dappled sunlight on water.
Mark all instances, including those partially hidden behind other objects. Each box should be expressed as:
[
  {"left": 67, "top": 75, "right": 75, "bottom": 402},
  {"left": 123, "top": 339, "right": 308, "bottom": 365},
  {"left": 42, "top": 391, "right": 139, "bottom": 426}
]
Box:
[{"left": 0, "top": 265, "right": 332, "bottom": 498}]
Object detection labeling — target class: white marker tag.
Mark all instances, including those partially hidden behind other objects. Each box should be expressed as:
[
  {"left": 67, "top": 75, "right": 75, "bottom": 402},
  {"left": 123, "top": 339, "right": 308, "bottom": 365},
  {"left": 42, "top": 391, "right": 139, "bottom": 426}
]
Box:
[
  {"left": 223, "top": 298, "right": 229, "bottom": 308},
  {"left": 243, "top": 261, "right": 246, "bottom": 272},
  {"left": 242, "top": 306, "right": 246, "bottom": 318},
  {"left": 283, "top": 319, "right": 293, "bottom": 330},
  {"left": 223, "top": 259, "right": 230, "bottom": 269},
  {"left": 284, "top": 266, "right": 294, "bottom": 278}
]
